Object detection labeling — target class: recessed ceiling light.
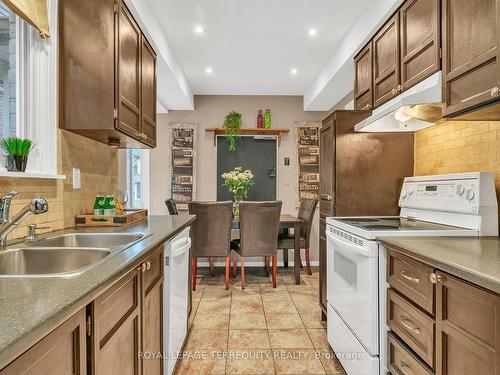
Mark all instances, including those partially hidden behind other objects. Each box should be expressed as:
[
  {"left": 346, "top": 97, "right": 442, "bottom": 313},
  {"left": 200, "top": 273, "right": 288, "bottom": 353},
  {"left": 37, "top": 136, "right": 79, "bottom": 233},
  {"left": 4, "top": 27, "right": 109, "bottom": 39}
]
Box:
[
  {"left": 308, "top": 28, "right": 318, "bottom": 36},
  {"left": 194, "top": 25, "right": 204, "bottom": 34},
  {"left": 205, "top": 67, "right": 213, "bottom": 74},
  {"left": 290, "top": 68, "right": 298, "bottom": 75}
]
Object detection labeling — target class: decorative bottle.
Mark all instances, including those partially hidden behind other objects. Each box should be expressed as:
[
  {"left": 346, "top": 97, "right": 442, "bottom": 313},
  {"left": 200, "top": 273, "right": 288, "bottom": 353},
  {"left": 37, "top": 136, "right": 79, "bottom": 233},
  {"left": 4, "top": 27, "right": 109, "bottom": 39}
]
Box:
[
  {"left": 264, "top": 109, "right": 271, "bottom": 129},
  {"left": 257, "top": 110, "right": 264, "bottom": 128}
]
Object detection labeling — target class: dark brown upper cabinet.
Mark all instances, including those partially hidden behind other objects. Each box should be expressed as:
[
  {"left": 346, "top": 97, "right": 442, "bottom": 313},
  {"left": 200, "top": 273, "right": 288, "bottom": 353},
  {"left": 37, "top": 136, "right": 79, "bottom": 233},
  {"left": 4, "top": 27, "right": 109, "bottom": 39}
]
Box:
[
  {"left": 141, "top": 37, "right": 158, "bottom": 148},
  {"left": 400, "top": 0, "right": 441, "bottom": 91},
  {"left": 59, "top": 0, "right": 157, "bottom": 148},
  {"left": 354, "top": 0, "right": 441, "bottom": 110},
  {"left": 442, "top": 0, "right": 500, "bottom": 119},
  {"left": 373, "top": 13, "right": 401, "bottom": 108},
  {"left": 354, "top": 42, "right": 374, "bottom": 110}
]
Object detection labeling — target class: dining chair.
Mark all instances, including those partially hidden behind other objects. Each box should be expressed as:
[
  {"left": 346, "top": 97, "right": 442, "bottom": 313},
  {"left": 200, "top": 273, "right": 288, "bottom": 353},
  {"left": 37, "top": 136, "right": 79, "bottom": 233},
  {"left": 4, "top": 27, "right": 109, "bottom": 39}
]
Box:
[
  {"left": 165, "top": 198, "right": 179, "bottom": 215},
  {"left": 232, "top": 201, "right": 282, "bottom": 289},
  {"left": 188, "top": 201, "right": 233, "bottom": 290},
  {"left": 277, "top": 198, "right": 318, "bottom": 275}
]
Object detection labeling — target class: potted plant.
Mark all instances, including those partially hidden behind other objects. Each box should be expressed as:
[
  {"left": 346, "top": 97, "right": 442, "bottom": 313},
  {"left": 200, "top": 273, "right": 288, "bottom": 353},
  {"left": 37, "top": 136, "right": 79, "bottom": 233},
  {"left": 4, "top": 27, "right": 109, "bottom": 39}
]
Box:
[
  {"left": 1, "top": 137, "right": 34, "bottom": 172},
  {"left": 222, "top": 167, "right": 254, "bottom": 218},
  {"left": 223, "top": 111, "right": 242, "bottom": 152}
]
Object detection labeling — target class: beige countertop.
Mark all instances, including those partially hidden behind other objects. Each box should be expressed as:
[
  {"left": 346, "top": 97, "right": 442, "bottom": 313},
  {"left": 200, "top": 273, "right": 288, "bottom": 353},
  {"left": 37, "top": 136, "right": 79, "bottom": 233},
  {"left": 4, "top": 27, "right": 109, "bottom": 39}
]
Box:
[
  {"left": 379, "top": 236, "right": 500, "bottom": 295},
  {"left": 0, "top": 215, "right": 195, "bottom": 370}
]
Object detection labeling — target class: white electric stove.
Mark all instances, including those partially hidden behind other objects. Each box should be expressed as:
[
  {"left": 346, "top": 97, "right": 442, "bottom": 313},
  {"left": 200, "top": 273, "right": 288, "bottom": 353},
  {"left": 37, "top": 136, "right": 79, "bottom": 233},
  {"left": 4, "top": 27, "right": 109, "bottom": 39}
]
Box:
[{"left": 326, "top": 172, "right": 498, "bottom": 375}]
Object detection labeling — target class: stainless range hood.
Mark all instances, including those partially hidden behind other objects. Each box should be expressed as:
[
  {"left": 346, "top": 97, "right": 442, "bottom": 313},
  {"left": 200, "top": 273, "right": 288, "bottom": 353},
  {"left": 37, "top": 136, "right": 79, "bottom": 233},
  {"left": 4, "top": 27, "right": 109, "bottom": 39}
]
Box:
[{"left": 354, "top": 72, "right": 443, "bottom": 132}]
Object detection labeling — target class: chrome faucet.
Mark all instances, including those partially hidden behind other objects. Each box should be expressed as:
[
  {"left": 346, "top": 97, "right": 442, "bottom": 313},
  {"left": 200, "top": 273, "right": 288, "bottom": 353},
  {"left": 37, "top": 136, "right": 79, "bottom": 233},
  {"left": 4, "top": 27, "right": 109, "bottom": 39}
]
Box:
[
  {"left": 0, "top": 191, "right": 17, "bottom": 224},
  {"left": 0, "top": 193, "right": 49, "bottom": 248}
]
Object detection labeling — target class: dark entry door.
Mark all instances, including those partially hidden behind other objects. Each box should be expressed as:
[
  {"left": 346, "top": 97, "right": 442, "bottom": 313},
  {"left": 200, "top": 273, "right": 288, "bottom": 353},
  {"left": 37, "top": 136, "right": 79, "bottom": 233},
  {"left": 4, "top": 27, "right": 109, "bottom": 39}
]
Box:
[{"left": 217, "top": 136, "right": 277, "bottom": 201}]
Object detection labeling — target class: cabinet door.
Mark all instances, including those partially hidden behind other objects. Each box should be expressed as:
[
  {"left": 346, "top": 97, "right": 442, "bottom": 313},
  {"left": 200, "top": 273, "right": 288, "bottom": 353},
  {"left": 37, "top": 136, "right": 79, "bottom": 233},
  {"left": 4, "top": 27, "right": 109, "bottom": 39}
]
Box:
[
  {"left": 141, "top": 248, "right": 164, "bottom": 375},
  {"left": 116, "top": 2, "right": 143, "bottom": 141},
  {"left": 400, "top": 0, "right": 440, "bottom": 90},
  {"left": 93, "top": 267, "right": 141, "bottom": 375},
  {"left": 0, "top": 309, "right": 86, "bottom": 375},
  {"left": 442, "top": 0, "right": 499, "bottom": 117},
  {"left": 141, "top": 36, "right": 157, "bottom": 147},
  {"left": 354, "top": 42, "right": 374, "bottom": 110},
  {"left": 373, "top": 13, "right": 401, "bottom": 107},
  {"left": 319, "top": 217, "right": 327, "bottom": 319},
  {"left": 319, "top": 118, "right": 334, "bottom": 218},
  {"left": 435, "top": 271, "right": 500, "bottom": 375}
]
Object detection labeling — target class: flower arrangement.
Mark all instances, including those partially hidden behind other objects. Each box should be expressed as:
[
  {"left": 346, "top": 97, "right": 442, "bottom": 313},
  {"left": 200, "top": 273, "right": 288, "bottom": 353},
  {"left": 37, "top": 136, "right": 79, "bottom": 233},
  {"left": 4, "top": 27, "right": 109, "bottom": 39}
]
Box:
[{"left": 222, "top": 167, "right": 254, "bottom": 202}]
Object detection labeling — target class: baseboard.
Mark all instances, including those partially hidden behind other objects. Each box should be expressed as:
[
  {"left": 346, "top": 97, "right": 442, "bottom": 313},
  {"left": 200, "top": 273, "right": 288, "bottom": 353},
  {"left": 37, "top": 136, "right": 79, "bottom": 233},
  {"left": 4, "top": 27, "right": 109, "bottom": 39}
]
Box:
[{"left": 197, "top": 260, "right": 319, "bottom": 267}]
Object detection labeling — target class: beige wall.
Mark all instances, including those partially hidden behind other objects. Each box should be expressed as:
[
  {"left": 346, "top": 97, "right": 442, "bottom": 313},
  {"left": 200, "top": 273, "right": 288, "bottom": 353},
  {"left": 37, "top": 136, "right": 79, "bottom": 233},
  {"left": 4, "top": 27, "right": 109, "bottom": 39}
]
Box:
[
  {"left": 0, "top": 130, "right": 117, "bottom": 239},
  {"left": 415, "top": 120, "right": 500, "bottom": 206},
  {"left": 150, "top": 95, "right": 327, "bottom": 262}
]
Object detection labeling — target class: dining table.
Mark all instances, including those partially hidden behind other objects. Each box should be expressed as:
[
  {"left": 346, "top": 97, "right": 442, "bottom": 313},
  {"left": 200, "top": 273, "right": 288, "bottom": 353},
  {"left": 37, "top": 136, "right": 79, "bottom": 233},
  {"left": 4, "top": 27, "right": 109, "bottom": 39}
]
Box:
[{"left": 232, "top": 214, "right": 303, "bottom": 285}]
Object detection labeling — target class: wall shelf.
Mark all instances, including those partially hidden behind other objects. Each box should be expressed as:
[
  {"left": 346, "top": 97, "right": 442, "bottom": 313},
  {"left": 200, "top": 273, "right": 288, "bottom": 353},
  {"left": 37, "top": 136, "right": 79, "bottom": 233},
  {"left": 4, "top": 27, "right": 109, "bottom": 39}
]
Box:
[
  {"left": 0, "top": 171, "right": 66, "bottom": 180},
  {"left": 205, "top": 128, "right": 290, "bottom": 146}
]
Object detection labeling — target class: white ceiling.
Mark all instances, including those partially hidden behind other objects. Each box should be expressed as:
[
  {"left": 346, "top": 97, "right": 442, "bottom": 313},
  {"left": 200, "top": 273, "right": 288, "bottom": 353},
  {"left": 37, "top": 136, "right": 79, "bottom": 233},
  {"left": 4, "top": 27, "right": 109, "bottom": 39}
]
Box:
[{"left": 148, "top": 0, "right": 371, "bottom": 97}]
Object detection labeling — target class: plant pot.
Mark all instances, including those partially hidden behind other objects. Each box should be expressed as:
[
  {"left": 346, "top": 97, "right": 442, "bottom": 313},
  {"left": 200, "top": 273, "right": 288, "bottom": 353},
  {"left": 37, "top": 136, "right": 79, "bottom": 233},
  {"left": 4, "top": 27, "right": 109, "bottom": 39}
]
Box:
[{"left": 6, "top": 155, "right": 28, "bottom": 172}]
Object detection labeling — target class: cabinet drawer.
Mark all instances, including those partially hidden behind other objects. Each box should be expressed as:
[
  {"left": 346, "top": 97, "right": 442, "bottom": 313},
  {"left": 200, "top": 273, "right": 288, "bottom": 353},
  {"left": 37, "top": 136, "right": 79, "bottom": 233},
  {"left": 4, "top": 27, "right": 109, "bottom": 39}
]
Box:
[
  {"left": 94, "top": 269, "right": 140, "bottom": 343},
  {"left": 142, "top": 246, "right": 163, "bottom": 297},
  {"left": 387, "top": 248, "right": 435, "bottom": 315},
  {"left": 388, "top": 333, "right": 434, "bottom": 375},
  {"left": 388, "top": 289, "right": 435, "bottom": 368}
]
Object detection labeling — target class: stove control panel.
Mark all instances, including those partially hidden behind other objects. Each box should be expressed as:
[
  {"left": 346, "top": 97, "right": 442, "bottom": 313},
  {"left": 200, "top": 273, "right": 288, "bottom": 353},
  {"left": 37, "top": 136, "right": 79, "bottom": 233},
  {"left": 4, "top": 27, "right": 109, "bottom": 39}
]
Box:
[{"left": 399, "top": 173, "right": 491, "bottom": 214}]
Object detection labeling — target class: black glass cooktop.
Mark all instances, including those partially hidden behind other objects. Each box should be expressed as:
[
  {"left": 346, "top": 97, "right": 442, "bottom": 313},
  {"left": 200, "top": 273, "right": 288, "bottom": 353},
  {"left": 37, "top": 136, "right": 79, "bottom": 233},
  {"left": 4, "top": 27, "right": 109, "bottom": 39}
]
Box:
[{"left": 335, "top": 217, "right": 464, "bottom": 231}]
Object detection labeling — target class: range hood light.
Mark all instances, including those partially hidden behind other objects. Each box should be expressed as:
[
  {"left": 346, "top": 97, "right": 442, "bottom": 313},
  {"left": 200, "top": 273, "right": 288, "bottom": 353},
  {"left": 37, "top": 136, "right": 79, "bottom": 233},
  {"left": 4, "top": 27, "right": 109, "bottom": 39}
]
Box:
[{"left": 394, "top": 107, "right": 413, "bottom": 122}]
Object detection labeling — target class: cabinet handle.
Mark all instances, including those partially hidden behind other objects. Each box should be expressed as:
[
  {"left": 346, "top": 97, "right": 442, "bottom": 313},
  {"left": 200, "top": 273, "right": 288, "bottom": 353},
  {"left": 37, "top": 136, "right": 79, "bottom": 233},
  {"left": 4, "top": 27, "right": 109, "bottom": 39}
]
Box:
[
  {"left": 429, "top": 272, "right": 445, "bottom": 284},
  {"left": 398, "top": 84, "right": 403, "bottom": 93},
  {"left": 321, "top": 194, "right": 332, "bottom": 201},
  {"left": 146, "top": 261, "right": 151, "bottom": 270},
  {"left": 491, "top": 87, "right": 500, "bottom": 97},
  {"left": 400, "top": 270, "right": 420, "bottom": 284},
  {"left": 392, "top": 88, "right": 398, "bottom": 95},
  {"left": 141, "top": 263, "right": 147, "bottom": 272},
  {"left": 400, "top": 362, "right": 413, "bottom": 375},
  {"left": 362, "top": 104, "right": 372, "bottom": 110},
  {"left": 400, "top": 316, "right": 421, "bottom": 335}
]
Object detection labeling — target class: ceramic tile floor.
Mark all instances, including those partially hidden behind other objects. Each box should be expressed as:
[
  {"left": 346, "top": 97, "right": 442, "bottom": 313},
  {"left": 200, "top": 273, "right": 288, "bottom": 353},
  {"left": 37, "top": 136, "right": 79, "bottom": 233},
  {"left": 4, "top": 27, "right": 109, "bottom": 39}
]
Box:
[{"left": 175, "top": 266, "right": 346, "bottom": 375}]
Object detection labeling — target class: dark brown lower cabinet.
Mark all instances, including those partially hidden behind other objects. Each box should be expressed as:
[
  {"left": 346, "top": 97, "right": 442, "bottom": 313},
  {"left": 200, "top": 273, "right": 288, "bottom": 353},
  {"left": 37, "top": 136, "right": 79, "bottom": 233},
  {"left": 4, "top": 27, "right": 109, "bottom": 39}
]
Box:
[
  {"left": 319, "top": 217, "right": 327, "bottom": 320},
  {"left": 92, "top": 267, "right": 141, "bottom": 375},
  {"left": 435, "top": 271, "right": 500, "bottom": 375},
  {"left": 0, "top": 309, "right": 87, "bottom": 375},
  {"left": 92, "top": 246, "right": 164, "bottom": 375},
  {"left": 141, "top": 247, "right": 164, "bottom": 375}
]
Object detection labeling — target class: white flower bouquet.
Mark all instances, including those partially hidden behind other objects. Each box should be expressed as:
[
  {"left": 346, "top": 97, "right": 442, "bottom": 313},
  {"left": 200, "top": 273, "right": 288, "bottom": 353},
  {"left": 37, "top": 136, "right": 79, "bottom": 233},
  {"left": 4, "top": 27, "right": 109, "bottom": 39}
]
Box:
[{"left": 221, "top": 167, "right": 254, "bottom": 202}]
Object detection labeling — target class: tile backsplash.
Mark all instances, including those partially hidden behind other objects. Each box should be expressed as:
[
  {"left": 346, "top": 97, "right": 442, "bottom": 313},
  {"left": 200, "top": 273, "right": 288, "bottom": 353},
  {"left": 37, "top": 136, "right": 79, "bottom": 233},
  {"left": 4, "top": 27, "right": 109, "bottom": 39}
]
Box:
[
  {"left": 0, "top": 130, "right": 117, "bottom": 240},
  {"left": 415, "top": 120, "right": 500, "bottom": 204}
]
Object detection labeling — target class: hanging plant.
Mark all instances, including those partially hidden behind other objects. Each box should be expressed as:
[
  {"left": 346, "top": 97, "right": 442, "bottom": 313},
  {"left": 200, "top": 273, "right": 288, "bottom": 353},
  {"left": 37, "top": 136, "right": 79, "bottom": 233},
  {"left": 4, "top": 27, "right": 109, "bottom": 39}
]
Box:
[{"left": 223, "top": 111, "right": 242, "bottom": 152}]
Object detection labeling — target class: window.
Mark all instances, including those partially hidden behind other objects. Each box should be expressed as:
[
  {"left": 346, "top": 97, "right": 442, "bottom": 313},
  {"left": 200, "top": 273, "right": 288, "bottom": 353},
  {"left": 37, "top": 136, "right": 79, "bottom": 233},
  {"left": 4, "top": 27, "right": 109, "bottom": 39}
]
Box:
[
  {"left": 126, "top": 149, "right": 150, "bottom": 209},
  {"left": 0, "top": 0, "right": 57, "bottom": 175}
]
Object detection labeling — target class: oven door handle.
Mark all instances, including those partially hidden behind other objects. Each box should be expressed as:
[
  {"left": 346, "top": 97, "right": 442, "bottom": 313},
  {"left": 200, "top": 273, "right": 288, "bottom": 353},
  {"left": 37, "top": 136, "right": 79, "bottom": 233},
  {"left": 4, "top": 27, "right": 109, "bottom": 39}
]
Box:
[{"left": 326, "top": 230, "right": 373, "bottom": 258}]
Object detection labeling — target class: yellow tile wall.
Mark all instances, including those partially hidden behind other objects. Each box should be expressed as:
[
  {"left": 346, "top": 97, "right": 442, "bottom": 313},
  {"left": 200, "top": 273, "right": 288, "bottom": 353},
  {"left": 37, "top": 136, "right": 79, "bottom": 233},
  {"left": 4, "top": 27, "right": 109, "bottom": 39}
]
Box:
[
  {"left": 0, "top": 129, "right": 117, "bottom": 239},
  {"left": 415, "top": 120, "right": 500, "bottom": 204}
]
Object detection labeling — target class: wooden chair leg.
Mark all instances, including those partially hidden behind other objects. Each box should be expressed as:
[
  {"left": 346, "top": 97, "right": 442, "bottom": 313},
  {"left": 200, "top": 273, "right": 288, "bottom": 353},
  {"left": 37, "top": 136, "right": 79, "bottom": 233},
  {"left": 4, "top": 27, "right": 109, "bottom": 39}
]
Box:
[
  {"left": 240, "top": 256, "right": 245, "bottom": 290},
  {"left": 283, "top": 249, "right": 288, "bottom": 267},
  {"left": 192, "top": 257, "right": 197, "bottom": 291},
  {"left": 232, "top": 253, "right": 237, "bottom": 278},
  {"left": 209, "top": 257, "right": 215, "bottom": 276},
  {"left": 225, "top": 256, "right": 230, "bottom": 290},
  {"left": 305, "top": 248, "right": 312, "bottom": 275},
  {"left": 264, "top": 256, "right": 269, "bottom": 276},
  {"left": 272, "top": 255, "right": 277, "bottom": 288}
]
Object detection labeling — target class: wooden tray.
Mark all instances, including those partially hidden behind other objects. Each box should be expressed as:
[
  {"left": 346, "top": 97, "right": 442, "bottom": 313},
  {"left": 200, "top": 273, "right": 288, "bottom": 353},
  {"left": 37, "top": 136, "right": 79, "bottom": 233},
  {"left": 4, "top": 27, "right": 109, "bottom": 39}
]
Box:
[{"left": 75, "top": 209, "right": 148, "bottom": 227}]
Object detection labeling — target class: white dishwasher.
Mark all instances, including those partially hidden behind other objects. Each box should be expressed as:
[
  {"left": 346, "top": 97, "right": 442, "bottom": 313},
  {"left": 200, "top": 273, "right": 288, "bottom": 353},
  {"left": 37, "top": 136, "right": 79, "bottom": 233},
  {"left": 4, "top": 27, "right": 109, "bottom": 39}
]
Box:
[{"left": 163, "top": 227, "right": 191, "bottom": 375}]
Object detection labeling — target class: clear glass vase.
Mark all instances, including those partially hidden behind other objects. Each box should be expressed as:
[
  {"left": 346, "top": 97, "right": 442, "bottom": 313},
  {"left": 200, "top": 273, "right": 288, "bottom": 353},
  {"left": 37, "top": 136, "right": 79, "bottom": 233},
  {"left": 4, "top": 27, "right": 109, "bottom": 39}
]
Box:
[{"left": 233, "top": 200, "right": 240, "bottom": 220}]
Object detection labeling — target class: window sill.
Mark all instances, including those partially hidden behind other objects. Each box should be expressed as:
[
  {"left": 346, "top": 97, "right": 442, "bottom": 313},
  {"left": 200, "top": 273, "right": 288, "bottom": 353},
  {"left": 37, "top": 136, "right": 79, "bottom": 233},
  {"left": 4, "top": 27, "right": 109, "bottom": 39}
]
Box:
[{"left": 0, "top": 171, "right": 66, "bottom": 180}]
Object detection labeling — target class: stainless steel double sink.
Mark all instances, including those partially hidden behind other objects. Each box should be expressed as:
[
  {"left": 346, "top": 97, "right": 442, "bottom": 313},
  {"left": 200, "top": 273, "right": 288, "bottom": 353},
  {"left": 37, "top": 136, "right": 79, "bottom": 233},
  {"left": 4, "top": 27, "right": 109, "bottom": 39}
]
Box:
[{"left": 0, "top": 233, "right": 148, "bottom": 278}]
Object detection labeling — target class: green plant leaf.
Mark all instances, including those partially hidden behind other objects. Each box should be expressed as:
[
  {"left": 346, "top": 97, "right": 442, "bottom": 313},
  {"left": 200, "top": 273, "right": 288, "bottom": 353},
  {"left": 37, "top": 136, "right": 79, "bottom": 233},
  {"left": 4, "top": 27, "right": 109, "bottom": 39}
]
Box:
[
  {"left": 0, "top": 137, "right": 34, "bottom": 156},
  {"left": 223, "top": 111, "right": 242, "bottom": 152}
]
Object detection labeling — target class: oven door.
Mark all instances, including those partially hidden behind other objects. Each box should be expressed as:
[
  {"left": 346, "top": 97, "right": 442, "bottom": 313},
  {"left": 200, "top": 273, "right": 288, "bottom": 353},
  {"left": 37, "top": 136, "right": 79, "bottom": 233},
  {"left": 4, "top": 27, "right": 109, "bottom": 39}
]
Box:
[{"left": 326, "top": 228, "right": 380, "bottom": 355}]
